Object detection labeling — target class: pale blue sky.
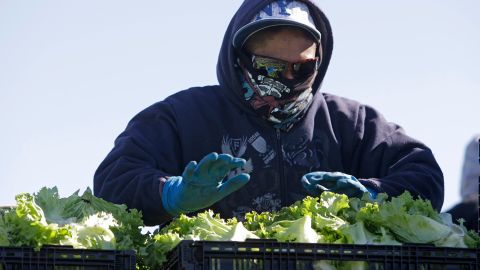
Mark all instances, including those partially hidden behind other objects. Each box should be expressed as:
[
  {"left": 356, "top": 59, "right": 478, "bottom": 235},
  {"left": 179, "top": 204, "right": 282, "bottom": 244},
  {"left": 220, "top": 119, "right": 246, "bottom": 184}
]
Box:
[{"left": 0, "top": 0, "right": 478, "bottom": 211}]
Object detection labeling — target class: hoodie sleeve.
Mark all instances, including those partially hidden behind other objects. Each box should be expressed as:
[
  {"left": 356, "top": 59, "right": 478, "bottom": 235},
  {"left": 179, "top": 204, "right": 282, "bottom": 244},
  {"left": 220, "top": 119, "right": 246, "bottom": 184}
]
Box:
[
  {"left": 351, "top": 105, "right": 444, "bottom": 211},
  {"left": 93, "top": 101, "right": 183, "bottom": 226}
]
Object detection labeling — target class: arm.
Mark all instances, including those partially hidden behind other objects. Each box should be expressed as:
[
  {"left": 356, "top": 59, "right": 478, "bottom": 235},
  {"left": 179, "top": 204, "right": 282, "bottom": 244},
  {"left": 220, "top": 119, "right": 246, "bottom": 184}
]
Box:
[
  {"left": 352, "top": 105, "right": 444, "bottom": 211},
  {"left": 94, "top": 101, "right": 182, "bottom": 226}
]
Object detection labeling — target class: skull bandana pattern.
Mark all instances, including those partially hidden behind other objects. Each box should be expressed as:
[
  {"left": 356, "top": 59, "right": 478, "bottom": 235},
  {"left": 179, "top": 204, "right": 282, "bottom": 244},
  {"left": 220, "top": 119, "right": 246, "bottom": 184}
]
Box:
[{"left": 237, "top": 64, "right": 314, "bottom": 131}]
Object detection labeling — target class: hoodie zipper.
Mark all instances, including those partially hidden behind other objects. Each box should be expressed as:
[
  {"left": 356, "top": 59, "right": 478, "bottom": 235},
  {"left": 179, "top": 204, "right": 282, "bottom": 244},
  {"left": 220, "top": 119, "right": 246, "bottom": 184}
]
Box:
[{"left": 275, "top": 128, "right": 287, "bottom": 206}]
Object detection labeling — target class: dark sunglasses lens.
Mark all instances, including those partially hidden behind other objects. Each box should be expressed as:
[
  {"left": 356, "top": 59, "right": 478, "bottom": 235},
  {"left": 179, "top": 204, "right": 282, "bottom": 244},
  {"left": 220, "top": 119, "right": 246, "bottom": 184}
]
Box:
[
  {"left": 294, "top": 60, "right": 318, "bottom": 77},
  {"left": 251, "top": 55, "right": 318, "bottom": 80}
]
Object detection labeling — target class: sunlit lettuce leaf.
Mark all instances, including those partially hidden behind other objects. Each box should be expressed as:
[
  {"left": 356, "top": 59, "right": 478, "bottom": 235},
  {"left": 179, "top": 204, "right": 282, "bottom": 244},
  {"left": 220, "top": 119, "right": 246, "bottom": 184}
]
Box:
[
  {"left": 2, "top": 193, "right": 71, "bottom": 250},
  {"left": 221, "top": 222, "right": 259, "bottom": 241},
  {"left": 61, "top": 187, "right": 146, "bottom": 251},
  {"left": 1, "top": 187, "right": 148, "bottom": 254},
  {"left": 34, "top": 187, "right": 78, "bottom": 225},
  {"left": 268, "top": 215, "right": 319, "bottom": 243},
  {"left": 60, "top": 212, "right": 117, "bottom": 249}
]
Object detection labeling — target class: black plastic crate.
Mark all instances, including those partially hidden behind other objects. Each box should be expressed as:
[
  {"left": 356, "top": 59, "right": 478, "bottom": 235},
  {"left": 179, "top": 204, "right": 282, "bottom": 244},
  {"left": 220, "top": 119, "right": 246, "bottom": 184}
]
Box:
[
  {"left": 0, "top": 246, "right": 136, "bottom": 270},
  {"left": 164, "top": 240, "right": 480, "bottom": 270}
]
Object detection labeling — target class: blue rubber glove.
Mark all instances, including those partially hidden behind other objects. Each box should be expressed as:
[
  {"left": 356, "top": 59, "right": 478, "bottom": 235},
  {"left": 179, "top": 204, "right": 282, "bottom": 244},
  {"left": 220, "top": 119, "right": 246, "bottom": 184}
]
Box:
[
  {"left": 162, "top": 152, "right": 250, "bottom": 216},
  {"left": 301, "top": 171, "right": 375, "bottom": 199}
]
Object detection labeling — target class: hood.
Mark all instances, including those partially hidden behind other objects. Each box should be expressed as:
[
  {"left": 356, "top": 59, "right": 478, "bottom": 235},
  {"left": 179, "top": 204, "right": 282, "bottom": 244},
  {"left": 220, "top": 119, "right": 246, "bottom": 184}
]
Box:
[{"left": 216, "top": 0, "right": 333, "bottom": 115}]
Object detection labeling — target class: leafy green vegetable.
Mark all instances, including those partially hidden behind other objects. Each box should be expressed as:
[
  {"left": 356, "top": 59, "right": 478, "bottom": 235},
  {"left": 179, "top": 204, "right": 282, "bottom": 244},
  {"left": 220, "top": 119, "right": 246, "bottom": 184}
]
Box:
[
  {"left": 221, "top": 222, "right": 259, "bottom": 241},
  {"left": 142, "top": 232, "right": 182, "bottom": 270},
  {"left": 244, "top": 193, "right": 349, "bottom": 241},
  {"left": 464, "top": 229, "right": 480, "bottom": 248},
  {"left": 244, "top": 210, "right": 276, "bottom": 238},
  {"left": 0, "top": 187, "right": 148, "bottom": 254},
  {"left": 267, "top": 215, "right": 318, "bottom": 243},
  {"left": 60, "top": 212, "right": 118, "bottom": 249},
  {"left": 144, "top": 210, "right": 259, "bottom": 268},
  {"left": 1, "top": 186, "right": 479, "bottom": 270},
  {"left": 355, "top": 192, "right": 467, "bottom": 246},
  {"left": 35, "top": 187, "right": 147, "bottom": 251},
  {"left": 0, "top": 215, "right": 10, "bottom": 246},
  {"left": 34, "top": 187, "right": 77, "bottom": 225},
  {"left": 2, "top": 193, "right": 71, "bottom": 250}
]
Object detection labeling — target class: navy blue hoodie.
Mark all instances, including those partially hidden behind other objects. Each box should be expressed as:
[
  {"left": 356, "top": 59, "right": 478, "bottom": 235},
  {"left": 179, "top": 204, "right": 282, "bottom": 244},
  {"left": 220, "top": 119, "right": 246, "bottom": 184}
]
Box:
[{"left": 94, "top": 0, "right": 444, "bottom": 226}]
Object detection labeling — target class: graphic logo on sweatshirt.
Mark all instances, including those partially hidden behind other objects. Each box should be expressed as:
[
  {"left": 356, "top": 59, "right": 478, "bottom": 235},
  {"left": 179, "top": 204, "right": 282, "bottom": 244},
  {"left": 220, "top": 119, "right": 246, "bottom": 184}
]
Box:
[
  {"left": 222, "top": 136, "right": 248, "bottom": 157},
  {"left": 221, "top": 135, "right": 253, "bottom": 175},
  {"left": 248, "top": 132, "right": 276, "bottom": 165},
  {"left": 221, "top": 132, "right": 276, "bottom": 168}
]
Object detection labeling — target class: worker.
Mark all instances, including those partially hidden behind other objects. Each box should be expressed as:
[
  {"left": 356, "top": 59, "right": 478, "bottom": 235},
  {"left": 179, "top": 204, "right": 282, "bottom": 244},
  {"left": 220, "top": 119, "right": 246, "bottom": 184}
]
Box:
[{"left": 94, "top": 0, "right": 444, "bottom": 225}]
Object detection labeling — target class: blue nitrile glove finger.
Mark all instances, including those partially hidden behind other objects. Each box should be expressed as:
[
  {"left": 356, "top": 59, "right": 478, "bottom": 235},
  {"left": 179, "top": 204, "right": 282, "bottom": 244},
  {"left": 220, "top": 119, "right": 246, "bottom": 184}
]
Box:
[
  {"left": 192, "top": 152, "right": 220, "bottom": 185},
  {"left": 209, "top": 154, "right": 246, "bottom": 179},
  {"left": 301, "top": 171, "right": 371, "bottom": 198},
  {"left": 217, "top": 173, "right": 250, "bottom": 198},
  {"left": 162, "top": 152, "right": 250, "bottom": 216},
  {"left": 333, "top": 176, "right": 369, "bottom": 198},
  {"left": 182, "top": 160, "right": 197, "bottom": 181}
]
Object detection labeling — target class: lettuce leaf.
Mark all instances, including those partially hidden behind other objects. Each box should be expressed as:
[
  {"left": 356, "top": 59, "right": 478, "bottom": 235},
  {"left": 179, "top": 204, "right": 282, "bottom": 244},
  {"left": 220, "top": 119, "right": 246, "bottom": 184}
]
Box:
[
  {"left": 59, "top": 187, "right": 146, "bottom": 251},
  {"left": 2, "top": 193, "right": 71, "bottom": 250},
  {"left": 145, "top": 210, "right": 259, "bottom": 268},
  {"left": 0, "top": 214, "right": 10, "bottom": 246},
  {"left": 0, "top": 187, "right": 148, "bottom": 254},
  {"left": 60, "top": 212, "right": 118, "bottom": 249},
  {"left": 267, "top": 215, "right": 319, "bottom": 243}
]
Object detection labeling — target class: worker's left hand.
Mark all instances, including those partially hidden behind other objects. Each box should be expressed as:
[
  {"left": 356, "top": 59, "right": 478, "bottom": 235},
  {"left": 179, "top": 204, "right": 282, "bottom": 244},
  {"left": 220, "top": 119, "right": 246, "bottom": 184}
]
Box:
[{"left": 301, "top": 171, "right": 375, "bottom": 198}]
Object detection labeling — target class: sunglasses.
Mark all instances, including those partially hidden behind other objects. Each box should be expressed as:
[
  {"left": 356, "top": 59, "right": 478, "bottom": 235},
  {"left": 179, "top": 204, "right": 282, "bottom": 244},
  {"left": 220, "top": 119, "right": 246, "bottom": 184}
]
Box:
[{"left": 250, "top": 54, "right": 320, "bottom": 80}]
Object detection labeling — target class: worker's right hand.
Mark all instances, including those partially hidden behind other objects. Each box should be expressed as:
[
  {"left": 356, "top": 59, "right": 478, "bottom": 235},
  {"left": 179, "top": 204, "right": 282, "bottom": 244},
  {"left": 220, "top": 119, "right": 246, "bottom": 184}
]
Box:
[{"left": 161, "top": 152, "right": 250, "bottom": 216}]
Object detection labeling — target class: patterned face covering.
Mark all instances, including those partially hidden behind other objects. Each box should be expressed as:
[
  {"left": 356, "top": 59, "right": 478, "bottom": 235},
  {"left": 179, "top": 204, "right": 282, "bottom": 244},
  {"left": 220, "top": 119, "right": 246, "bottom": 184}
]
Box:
[{"left": 237, "top": 53, "right": 316, "bottom": 131}]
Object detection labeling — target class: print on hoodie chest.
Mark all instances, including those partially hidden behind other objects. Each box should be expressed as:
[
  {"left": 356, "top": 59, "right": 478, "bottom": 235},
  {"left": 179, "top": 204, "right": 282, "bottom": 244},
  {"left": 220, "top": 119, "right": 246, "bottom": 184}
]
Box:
[
  {"left": 221, "top": 132, "right": 276, "bottom": 171},
  {"left": 221, "top": 131, "right": 324, "bottom": 220}
]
